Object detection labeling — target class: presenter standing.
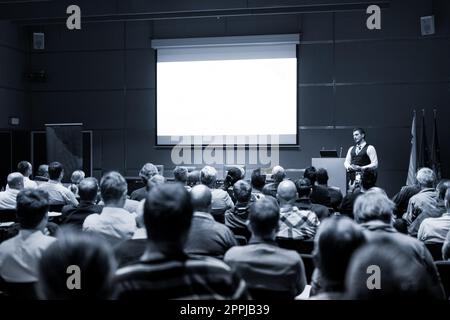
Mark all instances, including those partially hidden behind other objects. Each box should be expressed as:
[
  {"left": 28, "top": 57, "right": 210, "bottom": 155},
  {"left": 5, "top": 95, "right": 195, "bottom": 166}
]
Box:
[{"left": 344, "top": 128, "right": 378, "bottom": 189}]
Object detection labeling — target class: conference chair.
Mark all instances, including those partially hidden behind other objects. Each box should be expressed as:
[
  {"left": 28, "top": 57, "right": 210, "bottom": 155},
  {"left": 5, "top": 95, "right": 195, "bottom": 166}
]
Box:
[
  {"left": 435, "top": 261, "right": 450, "bottom": 299},
  {"left": 276, "top": 237, "right": 315, "bottom": 255},
  {"left": 0, "top": 209, "right": 17, "bottom": 223},
  {"left": 425, "top": 243, "right": 444, "bottom": 261}
]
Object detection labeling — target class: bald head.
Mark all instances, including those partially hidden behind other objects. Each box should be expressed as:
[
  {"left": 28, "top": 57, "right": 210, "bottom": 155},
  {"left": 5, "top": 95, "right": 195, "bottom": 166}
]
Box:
[
  {"left": 190, "top": 185, "right": 212, "bottom": 212},
  {"left": 78, "top": 177, "right": 98, "bottom": 202},
  {"left": 272, "top": 165, "right": 286, "bottom": 183},
  {"left": 277, "top": 180, "right": 297, "bottom": 203},
  {"left": 7, "top": 172, "right": 24, "bottom": 190}
]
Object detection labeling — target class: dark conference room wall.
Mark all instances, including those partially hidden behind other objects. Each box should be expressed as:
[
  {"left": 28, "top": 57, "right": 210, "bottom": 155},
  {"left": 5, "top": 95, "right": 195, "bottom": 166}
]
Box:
[{"left": 4, "top": 0, "right": 448, "bottom": 195}]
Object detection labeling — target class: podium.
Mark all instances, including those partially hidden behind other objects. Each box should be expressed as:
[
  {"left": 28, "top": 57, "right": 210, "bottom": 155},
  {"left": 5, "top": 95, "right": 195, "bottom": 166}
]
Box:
[{"left": 311, "top": 158, "right": 346, "bottom": 193}]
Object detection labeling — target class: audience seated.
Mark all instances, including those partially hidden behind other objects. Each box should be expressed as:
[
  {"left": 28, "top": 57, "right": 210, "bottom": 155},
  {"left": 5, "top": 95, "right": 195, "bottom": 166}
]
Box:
[
  {"left": 294, "top": 178, "right": 330, "bottom": 221},
  {"left": 353, "top": 188, "right": 445, "bottom": 298},
  {"left": 346, "top": 238, "right": 444, "bottom": 300},
  {"left": 262, "top": 165, "right": 285, "bottom": 198},
  {"left": 185, "top": 185, "right": 237, "bottom": 259},
  {"left": 339, "top": 168, "right": 377, "bottom": 218},
  {"left": 392, "top": 183, "right": 421, "bottom": 218},
  {"left": 309, "top": 216, "right": 366, "bottom": 300},
  {"left": 0, "top": 189, "right": 56, "bottom": 283},
  {"left": 38, "top": 162, "right": 78, "bottom": 207},
  {"left": 187, "top": 170, "right": 200, "bottom": 188},
  {"left": 173, "top": 166, "right": 190, "bottom": 191},
  {"left": 34, "top": 164, "right": 49, "bottom": 184},
  {"left": 114, "top": 183, "right": 249, "bottom": 299},
  {"left": 410, "top": 179, "right": 449, "bottom": 238},
  {"left": 0, "top": 172, "right": 23, "bottom": 210},
  {"left": 225, "top": 197, "right": 306, "bottom": 299},
  {"left": 250, "top": 168, "right": 266, "bottom": 200},
  {"left": 304, "top": 166, "right": 331, "bottom": 207},
  {"left": 38, "top": 228, "right": 116, "bottom": 299},
  {"left": 83, "top": 172, "right": 137, "bottom": 245},
  {"left": 62, "top": 177, "right": 103, "bottom": 230},
  {"left": 68, "top": 170, "right": 85, "bottom": 197},
  {"left": 316, "top": 168, "right": 343, "bottom": 211},
  {"left": 403, "top": 168, "right": 438, "bottom": 236},
  {"left": 225, "top": 180, "right": 253, "bottom": 241},
  {"left": 130, "top": 163, "right": 158, "bottom": 201},
  {"left": 200, "top": 166, "right": 234, "bottom": 222},
  {"left": 222, "top": 167, "right": 243, "bottom": 203},
  {"left": 277, "top": 180, "right": 319, "bottom": 240},
  {"left": 17, "top": 161, "right": 37, "bottom": 189},
  {"left": 418, "top": 187, "right": 450, "bottom": 243}
]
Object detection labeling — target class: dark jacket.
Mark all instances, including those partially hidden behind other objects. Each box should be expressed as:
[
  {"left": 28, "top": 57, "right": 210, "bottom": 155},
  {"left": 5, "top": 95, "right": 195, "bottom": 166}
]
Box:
[
  {"left": 62, "top": 202, "right": 103, "bottom": 229},
  {"left": 225, "top": 202, "right": 252, "bottom": 241},
  {"left": 295, "top": 198, "right": 331, "bottom": 221},
  {"left": 130, "top": 187, "right": 147, "bottom": 201},
  {"left": 392, "top": 184, "right": 421, "bottom": 218}
]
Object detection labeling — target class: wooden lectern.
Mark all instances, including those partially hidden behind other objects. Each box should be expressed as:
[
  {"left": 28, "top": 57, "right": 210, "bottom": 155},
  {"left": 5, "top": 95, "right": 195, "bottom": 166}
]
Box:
[{"left": 311, "top": 158, "right": 346, "bottom": 193}]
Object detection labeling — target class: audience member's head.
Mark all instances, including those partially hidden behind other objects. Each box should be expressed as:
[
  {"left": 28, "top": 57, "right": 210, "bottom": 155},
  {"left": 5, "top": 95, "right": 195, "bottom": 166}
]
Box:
[
  {"left": 190, "top": 185, "right": 212, "bottom": 213},
  {"left": 233, "top": 180, "right": 252, "bottom": 203},
  {"left": 16, "top": 189, "right": 49, "bottom": 230},
  {"left": 71, "top": 170, "right": 85, "bottom": 185},
  {"left": 295, "top": 178, "right": 312, "bottom": 198},
  {"left": 316, "top": 168, "right": 329, "bottom": 185},
  {"left": 361, "top": 168, "right": 377, "bottom": 190},
  {"left": 139, "top": 163, "right": 158, "bottom": 184},
  {"left": 224, "top": 167, "right": 243, "bottom": 188},
  {"left": 277, "top": 180, "right": 298, "bottom": 205},
  {"left": 346, "top": 239, "right": 440, "bottom": 300},
  {"left": 146, "top": 174, "right": 166, "bottom": 191},
  {"left": 304, "top": 166, "right": 317, "bottom": 185},
  {"left": 313, "top": 216, "right": 366, "bottom": 291},
  {"left": 17, "top": 161, "right": 32, "bottom": 178},
  {"left": 187, "top": 170, "right": 200, "bottom": 187},
  {"left": 78, "top": 177, "right": 99, "bottom": 203},
  {"left": 143, "top": 184, "right": 193, "bottom": 253},
  {"left": 100, "top": 171, "right": 127, "bottom": 207},
  {"left": 200, "top": 166, "right": 217, "bottom": 188},
  {"left": 249, "top": 197, "right": 280, "bottom": 240},
  {"left": 37, "top": 164, "right": 49, "bottom": 178},
  {"left": 436, "top": 179, "right": 450, "bottom": 201},
  {"left": 416, "top": 167, "right": 436, "bottom": 189},
  {"left": 445, "top": 188, "right": 450, "bottom": 212},
  {"left": 38, "top": 228, "right": 116, "bottom": 299},
  {"left": 353, "top": 188, "right": 394, "bottom": 224},
  {"left": 173, "top": 166, "right": 188, "bottom": 184},
  {"left": 271, "top": 166, "right": 286, "bottom": 183},
  {"left": 48, "top": 162, "right": 64, "bottom": 181},
  {"left": 251, "top": 168, "right": 266, "bottom": 191},
  {"left": 7, "top": 172, "right": 24, "bottom": 190}
]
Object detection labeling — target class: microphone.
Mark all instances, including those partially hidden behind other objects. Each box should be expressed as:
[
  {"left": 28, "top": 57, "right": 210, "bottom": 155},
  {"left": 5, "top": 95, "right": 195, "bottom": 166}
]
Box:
[{"left": 339, "top": 146, "right": 343, "bottom": 158}]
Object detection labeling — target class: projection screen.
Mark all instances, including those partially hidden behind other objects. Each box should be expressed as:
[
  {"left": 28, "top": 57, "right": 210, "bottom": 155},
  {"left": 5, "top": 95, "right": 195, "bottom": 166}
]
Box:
[{"left": 152, "top": 34, "right": 299, "bottom": 145}]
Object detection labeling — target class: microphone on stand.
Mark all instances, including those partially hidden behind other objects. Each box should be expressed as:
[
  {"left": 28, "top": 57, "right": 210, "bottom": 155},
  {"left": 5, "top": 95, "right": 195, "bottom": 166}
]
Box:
[{"left": 339, "top": 146, "right": 343, "bottom": 158}]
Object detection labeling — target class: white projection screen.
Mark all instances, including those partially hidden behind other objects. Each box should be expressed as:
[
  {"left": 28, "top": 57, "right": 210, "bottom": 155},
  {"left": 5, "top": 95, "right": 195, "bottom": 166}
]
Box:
[{"left": 152, "top": 34, "right": 299, "bottom": 145}]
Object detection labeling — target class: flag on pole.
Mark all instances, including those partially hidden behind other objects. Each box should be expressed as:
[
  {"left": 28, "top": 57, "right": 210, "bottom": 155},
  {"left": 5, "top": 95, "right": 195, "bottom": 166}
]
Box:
[
  {"left": 430, "top": 109, "right": 441, "bottom": 181},
  {"left": 418, "top": 109, "right": 430, "bottom": 168},
  {"left": 406, "top": 110, "right": 417, "bottom": 186}
]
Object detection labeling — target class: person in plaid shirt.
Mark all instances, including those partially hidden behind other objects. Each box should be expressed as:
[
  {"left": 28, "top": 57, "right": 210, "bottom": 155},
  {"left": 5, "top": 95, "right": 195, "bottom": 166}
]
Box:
[{"left": 276, "top": 180, "right": 320, "bottom": 240}]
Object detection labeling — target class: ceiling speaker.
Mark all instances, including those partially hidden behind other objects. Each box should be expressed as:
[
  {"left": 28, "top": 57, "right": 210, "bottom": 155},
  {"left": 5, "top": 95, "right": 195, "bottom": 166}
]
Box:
[{"left": 420, "top": 16, "right": 435, "bottom": 36}]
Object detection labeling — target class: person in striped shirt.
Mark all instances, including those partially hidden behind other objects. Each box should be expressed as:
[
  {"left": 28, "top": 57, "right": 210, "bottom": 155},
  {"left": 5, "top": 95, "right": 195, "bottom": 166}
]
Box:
[{"left": 114, "top": 183, "right": 249, "bottom": 300}]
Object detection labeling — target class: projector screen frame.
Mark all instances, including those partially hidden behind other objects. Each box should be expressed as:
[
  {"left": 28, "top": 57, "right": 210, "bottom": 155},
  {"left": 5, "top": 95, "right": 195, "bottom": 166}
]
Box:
[{"left": 152, "top": 34, "right": 299, "bottom": 147}]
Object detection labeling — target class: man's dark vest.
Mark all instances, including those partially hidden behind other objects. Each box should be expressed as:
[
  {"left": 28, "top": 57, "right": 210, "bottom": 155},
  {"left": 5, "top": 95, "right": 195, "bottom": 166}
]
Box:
[{"left": 350, "top": 144, "right": 371, "bottom": 167}]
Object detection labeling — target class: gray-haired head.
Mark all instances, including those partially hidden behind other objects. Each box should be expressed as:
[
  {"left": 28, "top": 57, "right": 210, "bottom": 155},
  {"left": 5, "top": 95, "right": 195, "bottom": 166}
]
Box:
[
  {"left": 7, "top": 172, "right": 24, "bottom": 190},
  {"left": 139, "top": 163, "right": 158, "bottom": 183},
  {"left": 71, "top": 170, "right": 85, "bottom": 184},
  {"left": 416, "top": 167, "right": 436, "bottom": 189},
  {"left": 353, "top": 188, "right": 394, "bottom": 224},
  {"left": 200, "top": 166, "right": 217, "bottom": 188},
  {"left": 146, "top": 174, "right": 165, "bottom": 191},
  {"left": 271, "top": 165, "right": 286, "bottom": 183},
  {"left": 173, "top": 166, "right": 189, "bottom": 184}
]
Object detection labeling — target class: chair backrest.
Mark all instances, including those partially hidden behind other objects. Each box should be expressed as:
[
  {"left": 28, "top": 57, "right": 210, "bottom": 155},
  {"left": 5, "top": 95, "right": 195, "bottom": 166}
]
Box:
[
  {"left": 0, "top": 209, "right": 17, "bottom": 223},
  {"left": 0, "top": 277, "right": 38, "bottom": 299},
  {"left": 425, "top": 242, "right": 444, "bottom": 261},
  {"left": 435, "top": 261, "right": 450, "bottom": 299},
  {"left": 48, "top": 204, "right": 65, "bottom": 213},
  {"left": 276, "top": 237, "right": 315, "bottom": 255},
  {"left": 300, "top": 254, "right": 315, "bottom": 284},
  {"left": 248, "top": 287, "right": 295, "bottom": 300}
]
